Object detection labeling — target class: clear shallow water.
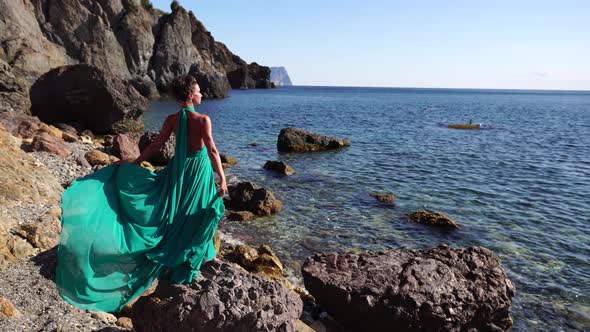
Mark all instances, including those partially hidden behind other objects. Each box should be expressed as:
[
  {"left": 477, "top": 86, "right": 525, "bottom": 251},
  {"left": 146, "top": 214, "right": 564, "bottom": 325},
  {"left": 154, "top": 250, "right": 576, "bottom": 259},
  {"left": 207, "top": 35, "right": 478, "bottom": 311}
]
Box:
[{"left": 145, "top": 86, "right": 590, "bottom": 331}]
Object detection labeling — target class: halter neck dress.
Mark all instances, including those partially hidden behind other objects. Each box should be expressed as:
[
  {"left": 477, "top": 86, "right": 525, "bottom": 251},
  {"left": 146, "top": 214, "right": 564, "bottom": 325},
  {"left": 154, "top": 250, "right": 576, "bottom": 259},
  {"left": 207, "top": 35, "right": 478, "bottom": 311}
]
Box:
[{"left": 56, "top": 106, "right": 224, "bottom": 312}]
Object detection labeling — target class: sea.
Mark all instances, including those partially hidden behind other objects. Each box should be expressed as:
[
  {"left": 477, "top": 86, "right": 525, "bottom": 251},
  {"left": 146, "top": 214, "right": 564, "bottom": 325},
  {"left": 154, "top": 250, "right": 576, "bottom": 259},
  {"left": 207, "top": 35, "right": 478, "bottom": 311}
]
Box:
[{"left": 144, "top": 86, "right": 590, "bottom": 331}]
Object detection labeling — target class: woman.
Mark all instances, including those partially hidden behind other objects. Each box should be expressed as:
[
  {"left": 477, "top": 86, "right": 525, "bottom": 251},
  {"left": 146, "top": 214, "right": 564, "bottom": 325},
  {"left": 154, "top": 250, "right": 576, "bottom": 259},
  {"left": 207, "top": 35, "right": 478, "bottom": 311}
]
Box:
[{"left": 56, "top": 75, "right": 226, "bottom": 313}]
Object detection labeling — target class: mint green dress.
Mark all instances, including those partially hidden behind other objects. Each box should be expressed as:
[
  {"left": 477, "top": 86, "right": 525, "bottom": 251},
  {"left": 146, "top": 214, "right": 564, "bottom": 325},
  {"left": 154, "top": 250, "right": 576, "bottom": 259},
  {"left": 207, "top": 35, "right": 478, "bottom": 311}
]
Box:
[{"left": 56, "top": 107, "right": 224, "bottom": 312}]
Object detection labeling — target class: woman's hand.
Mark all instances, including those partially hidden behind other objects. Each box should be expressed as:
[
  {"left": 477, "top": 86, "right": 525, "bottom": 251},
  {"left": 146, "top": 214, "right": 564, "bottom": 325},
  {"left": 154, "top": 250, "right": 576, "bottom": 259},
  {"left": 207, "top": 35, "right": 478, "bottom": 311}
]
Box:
[{"left": 219, "top": 179, "right": 228, "bottom": 197}]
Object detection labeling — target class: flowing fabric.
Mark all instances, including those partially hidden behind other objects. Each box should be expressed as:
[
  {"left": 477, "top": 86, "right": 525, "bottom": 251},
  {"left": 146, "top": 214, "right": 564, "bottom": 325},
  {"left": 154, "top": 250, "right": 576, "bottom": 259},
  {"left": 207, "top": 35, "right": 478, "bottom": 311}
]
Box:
[{"left": 56, "top": 107, "right": 224, "bottom": 312}]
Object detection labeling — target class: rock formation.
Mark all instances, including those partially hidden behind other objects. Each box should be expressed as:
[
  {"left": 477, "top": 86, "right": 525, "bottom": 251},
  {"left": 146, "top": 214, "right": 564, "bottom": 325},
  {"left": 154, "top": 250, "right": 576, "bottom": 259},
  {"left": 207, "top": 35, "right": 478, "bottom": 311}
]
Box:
[
  {"left": 0, "top": 0, "right": 272, "bottom": 116},
  {"left": 270, "top": 67, "right": 293, "bottom": 86},
  {"left": 302, "top": 245, "right": 515, "bottom": 331}
]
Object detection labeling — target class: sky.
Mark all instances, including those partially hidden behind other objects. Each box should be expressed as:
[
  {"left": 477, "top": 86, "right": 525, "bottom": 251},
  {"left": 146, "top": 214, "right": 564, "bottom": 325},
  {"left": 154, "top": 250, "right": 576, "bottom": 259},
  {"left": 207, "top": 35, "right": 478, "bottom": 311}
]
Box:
[{"left": 152, "top": 0, "right": 590, "bottom": 90}]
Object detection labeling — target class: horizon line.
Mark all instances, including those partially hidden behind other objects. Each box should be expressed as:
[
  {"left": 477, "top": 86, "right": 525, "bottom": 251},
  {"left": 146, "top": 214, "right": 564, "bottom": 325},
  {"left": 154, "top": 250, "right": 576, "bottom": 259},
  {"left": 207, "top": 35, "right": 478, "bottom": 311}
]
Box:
[{"left": 276, "top": 84, "right": 590, "bottom": 93}]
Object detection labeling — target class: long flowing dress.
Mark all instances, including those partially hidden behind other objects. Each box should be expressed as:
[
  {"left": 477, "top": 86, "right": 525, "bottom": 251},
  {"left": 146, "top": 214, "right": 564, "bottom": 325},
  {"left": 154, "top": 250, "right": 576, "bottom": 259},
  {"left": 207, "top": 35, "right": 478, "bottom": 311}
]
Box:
[{"left": 56, "top": 107, "right": 224, "bottom": 312}]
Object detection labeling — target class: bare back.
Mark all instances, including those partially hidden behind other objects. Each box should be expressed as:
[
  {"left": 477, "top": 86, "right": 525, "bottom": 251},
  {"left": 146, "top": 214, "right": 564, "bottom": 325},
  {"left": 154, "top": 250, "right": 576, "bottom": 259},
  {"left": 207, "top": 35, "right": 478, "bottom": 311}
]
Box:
[{"left": 167, "top": 111, "right": 207, "bottom": 152}]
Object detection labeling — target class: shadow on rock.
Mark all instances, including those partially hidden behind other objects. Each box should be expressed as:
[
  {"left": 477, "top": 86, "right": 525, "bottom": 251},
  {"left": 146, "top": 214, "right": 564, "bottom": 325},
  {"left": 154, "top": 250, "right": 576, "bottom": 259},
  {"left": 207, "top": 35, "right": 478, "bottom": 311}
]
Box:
[{"left": 31, "top": 246, "right": 57, "bottom": 280}]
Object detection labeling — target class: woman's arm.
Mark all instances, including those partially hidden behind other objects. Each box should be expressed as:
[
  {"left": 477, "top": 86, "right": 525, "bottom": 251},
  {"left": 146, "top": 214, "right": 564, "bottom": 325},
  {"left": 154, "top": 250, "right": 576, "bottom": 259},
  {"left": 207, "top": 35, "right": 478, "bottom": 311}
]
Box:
[
  {"left": 202, "top": 115, "right": 227, "bottom": 196},
  {"left": 133, "top": 116, "right": 173, "bottom": 165}
]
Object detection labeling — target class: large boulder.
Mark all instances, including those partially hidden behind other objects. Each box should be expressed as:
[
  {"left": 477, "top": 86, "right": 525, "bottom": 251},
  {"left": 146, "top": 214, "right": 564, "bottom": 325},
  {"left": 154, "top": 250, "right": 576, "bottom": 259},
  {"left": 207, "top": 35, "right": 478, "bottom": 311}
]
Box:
[
  {"left": 225, "top": 182, "right": 282, "bottom": 217},
  {"left": 30, "top": 64, "right": 146, "bottom": 134},
  {"left": 302, "top": 245, "right": 515, "bottom": 331},
  {"left": 138, "top": 131, "right": 175, "bottom": 165},
  {"left": 132, "top": 260, "right": 303, "bottom": 332},
  {"left": 277, "top": 128, "right": 351, "bottom": 152}
]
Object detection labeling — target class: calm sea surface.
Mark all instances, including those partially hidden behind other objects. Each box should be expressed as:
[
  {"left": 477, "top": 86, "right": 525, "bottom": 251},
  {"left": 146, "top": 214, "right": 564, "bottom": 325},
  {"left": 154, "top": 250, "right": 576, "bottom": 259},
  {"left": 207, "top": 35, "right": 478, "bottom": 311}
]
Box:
[{"left": 145, "top": 86, "right": 590, "bottom": 331}]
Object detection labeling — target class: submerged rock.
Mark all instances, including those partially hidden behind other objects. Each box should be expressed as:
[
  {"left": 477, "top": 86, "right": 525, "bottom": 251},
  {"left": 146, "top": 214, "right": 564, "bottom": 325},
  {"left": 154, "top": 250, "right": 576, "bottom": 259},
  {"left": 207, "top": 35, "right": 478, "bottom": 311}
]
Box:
[
  {"left": 220, "top": 154, "right": 238, "bottom": 168},
  {"left": 264, "top": 160, "right": 295, "bottom": 176},
  {"left": 302, "top": 245, "right": 515, "bottom": 331},
  {"left": 369, "top": 192, "right": 395, "bottom": 203},
  {"left": 132, "top": 260, "right": 302, "bottom": 332},
  {"left": 226, "top": 211, "right": 255, "bottom": 222},
  {"left": 225, "top": 182, "right": 282, "bottom": 216},
  {"left": 277, "top": 127, "right": 350, "bottom": 152},
  {"left": 408, "top": 210, "right": 459, "bottom": 229}
]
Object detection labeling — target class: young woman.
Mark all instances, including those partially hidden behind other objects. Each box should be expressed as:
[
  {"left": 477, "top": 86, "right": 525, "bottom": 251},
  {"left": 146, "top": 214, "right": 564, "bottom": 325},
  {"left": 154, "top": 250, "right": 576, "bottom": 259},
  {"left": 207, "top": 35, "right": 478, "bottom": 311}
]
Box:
[{"left": 56, "top": 75, "right": 226, "bottom": 313}]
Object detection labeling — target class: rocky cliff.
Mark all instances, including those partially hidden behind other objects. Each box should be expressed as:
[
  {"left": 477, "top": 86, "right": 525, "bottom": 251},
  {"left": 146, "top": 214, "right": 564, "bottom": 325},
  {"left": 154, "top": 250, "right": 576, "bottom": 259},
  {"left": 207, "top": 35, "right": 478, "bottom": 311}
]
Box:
[
  {"left": 270, "top": 66, "right": 293, "bottom": 86},
  {"left": 0, "top": 0, "right": 271, "bottom": 114}
]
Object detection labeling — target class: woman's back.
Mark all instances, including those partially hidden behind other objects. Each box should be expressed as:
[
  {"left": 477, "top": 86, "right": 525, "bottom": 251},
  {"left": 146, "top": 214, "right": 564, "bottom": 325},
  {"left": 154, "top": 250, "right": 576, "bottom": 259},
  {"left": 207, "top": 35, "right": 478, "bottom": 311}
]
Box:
[{"left": 168, "top": 111, "right": 207, "bottom": 152}]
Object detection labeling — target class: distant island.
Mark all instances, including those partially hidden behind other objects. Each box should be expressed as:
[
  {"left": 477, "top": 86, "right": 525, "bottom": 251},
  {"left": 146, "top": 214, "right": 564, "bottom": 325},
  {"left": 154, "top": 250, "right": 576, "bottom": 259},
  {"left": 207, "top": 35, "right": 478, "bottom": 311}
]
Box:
[{"left": 270, "top": 67, "right": 293, "bottom": 86}]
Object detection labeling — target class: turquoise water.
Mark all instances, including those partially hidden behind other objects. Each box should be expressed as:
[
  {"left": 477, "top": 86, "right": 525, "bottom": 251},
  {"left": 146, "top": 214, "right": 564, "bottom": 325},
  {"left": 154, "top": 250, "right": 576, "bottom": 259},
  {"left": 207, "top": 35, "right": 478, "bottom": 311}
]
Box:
[{"left": 145, "top": 86, "right": 590, "bottom": 331}]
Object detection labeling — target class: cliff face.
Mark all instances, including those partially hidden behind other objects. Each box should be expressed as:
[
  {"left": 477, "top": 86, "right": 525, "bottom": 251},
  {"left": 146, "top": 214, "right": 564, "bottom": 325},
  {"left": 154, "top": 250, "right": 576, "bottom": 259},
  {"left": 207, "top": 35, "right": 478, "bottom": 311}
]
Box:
[
  {"left": 270, "top": 67, "right": 293, "bottom": 86},
  {"left": 0, "top": 0, "right": 271, "bottom": 112}
]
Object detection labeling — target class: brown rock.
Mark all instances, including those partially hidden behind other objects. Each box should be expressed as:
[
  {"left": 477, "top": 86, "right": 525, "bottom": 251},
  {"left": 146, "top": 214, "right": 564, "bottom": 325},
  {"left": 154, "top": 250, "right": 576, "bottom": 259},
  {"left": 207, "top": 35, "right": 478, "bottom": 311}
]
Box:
[
  {"left": 226, "top": 244, "right": 284, "bottom": 279},
  {"left": 264, "top": 160, "right": 295, "bottom": 176},
  {"left": 225, "top": 182, "right": 282, "bottom": 216},
  {"left": 226, "top": 211, "right": 255, "bottom": 222},
  {"left": 0, "top": 124, "right": 62, "bottom": 209},
  {"left": 213, "top": 231, "right": 221, "bottom": 255},
  {"left": 408, "top": 210, "right": 459, "bottom": 229},
  {"left": 85, "top": 150, "right": 112, "bottom": 166},
  {"left": 80, "top": 129, "right": 95, "bottom": 139},
  {"left": 140, "top": 161, "right": 156, "bottom": 172},
  {"left": 61, "top": 131, "right": 78, "bottom": 142},
  {"left": 15, "top": 206, "right": 61, "bottom": 250},
  {"left": 91, "top": 311, "right": 117, "bottom": 323},
  {"left": 38, "top": 122, "right": 64, "bottom": 139},
  {"left": 0, "top": 113, "right": 41, "bottom": 139},
  {"left": 116, "top": 316, "right": 133, "bottom": 329},
  {"left": 0, "top": 297, "right": 22, "bottom": 320},
  {"left": 369, "top": 192, "right": 395, "bottom": 203},
  {"left": 31, "top": 132, "right": 71, "bottom": 157},
  {"left": 113, "top": 134, "right": 140, "bottom": 161},
  {"left": 220, "top": 154, "right": 238, "bottom": 168},
  {"left": 277, "top": 127, "right": 350, "bottom": 152}
]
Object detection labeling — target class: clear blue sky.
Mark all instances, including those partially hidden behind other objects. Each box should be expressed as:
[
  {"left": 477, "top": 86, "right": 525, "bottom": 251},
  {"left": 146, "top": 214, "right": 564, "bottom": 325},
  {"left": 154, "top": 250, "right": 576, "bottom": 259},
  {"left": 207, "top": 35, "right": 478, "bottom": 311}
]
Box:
[{"left": 152, "top": 0, "right": 590, "bottom": 90}]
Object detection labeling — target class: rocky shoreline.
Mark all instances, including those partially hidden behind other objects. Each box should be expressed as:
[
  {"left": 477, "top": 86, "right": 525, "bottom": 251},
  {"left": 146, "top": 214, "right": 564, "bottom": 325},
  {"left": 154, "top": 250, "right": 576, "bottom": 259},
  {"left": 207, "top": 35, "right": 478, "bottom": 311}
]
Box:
[{"left": 0, "top": 113, "right": 516, "bottom": 331}]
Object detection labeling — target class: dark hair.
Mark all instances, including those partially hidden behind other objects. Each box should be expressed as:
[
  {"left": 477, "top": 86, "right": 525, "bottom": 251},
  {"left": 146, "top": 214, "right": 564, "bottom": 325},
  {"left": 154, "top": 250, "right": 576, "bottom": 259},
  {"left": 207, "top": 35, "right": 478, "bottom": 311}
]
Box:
[{"left": 171, "top": 75, "right": 197, "bottom": 102}]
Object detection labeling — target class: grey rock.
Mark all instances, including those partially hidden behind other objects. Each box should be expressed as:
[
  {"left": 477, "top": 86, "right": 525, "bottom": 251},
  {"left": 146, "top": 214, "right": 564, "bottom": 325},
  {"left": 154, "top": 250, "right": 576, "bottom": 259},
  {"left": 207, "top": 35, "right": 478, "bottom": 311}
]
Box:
[
  {"left": 138, "top": 131, "right": 175, "bottom": 165},
  {"left": 302, "top": 245, "right": 515, "bottom": 331},
  {"left": 132, "top": 260, "right": 303, "bottom": 332}
]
